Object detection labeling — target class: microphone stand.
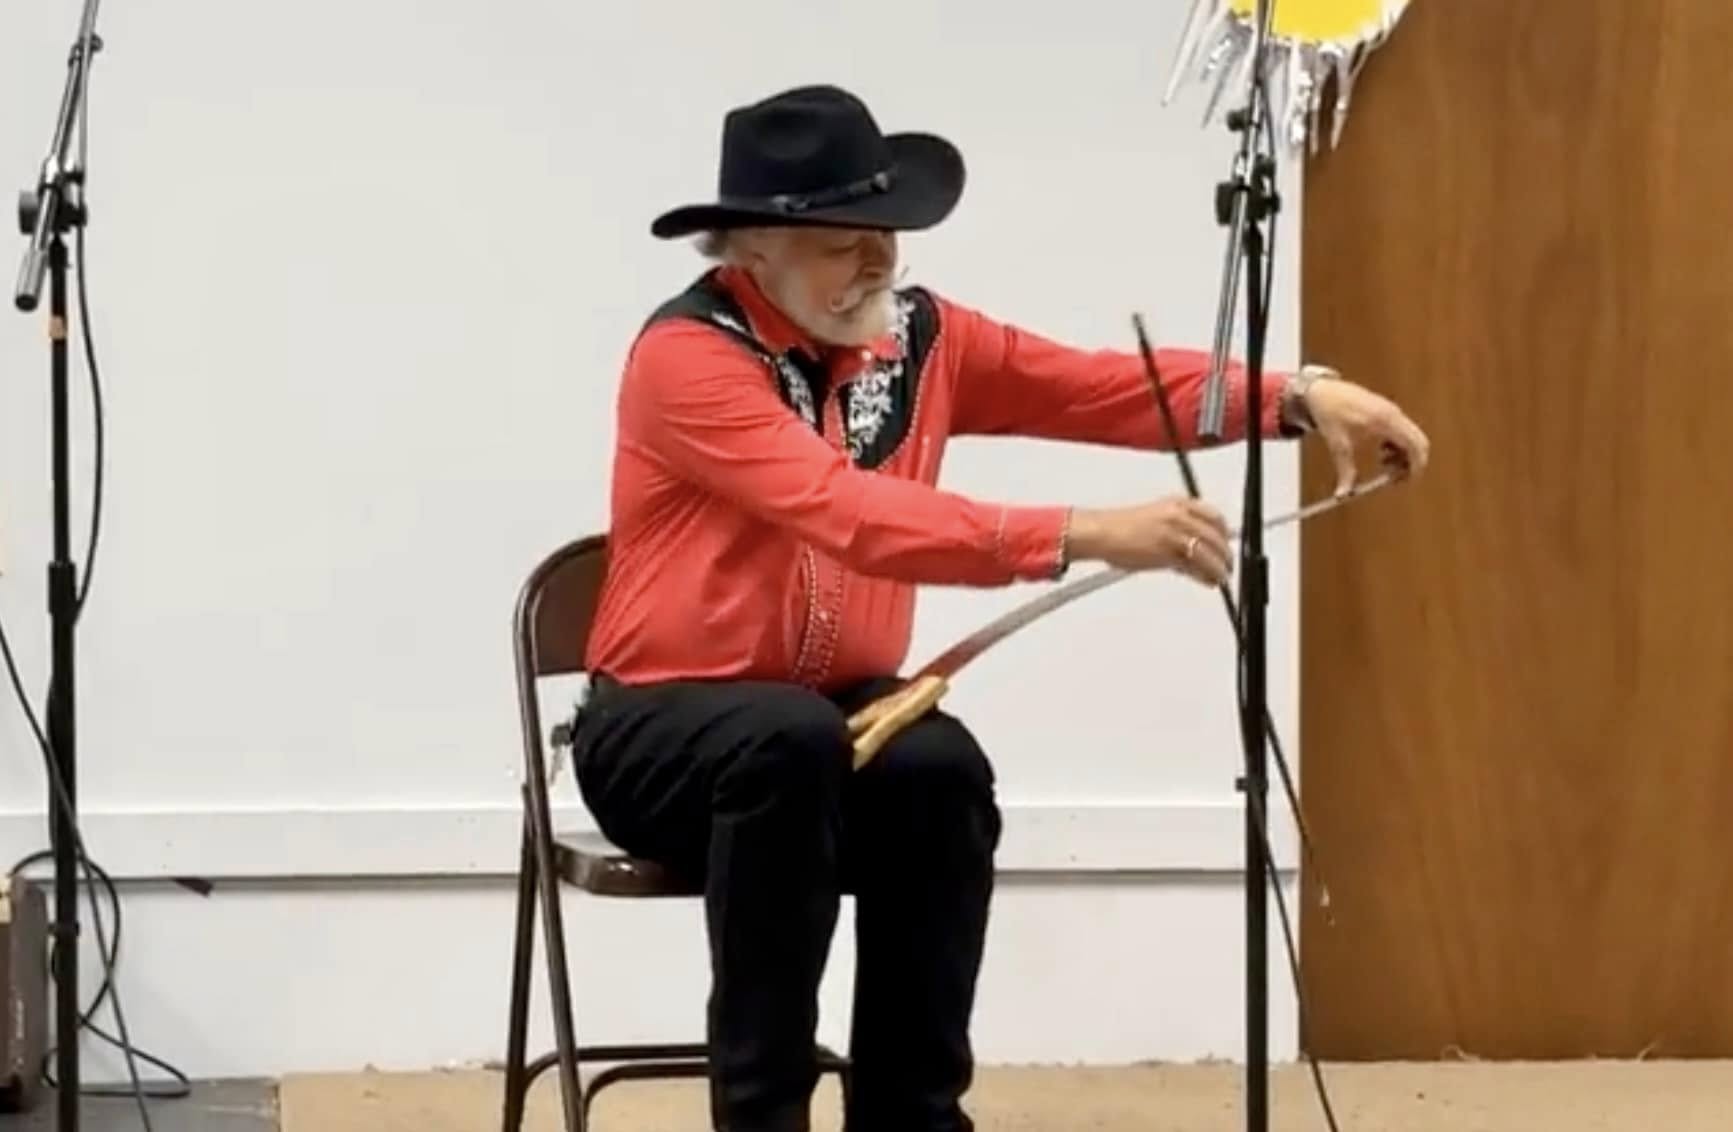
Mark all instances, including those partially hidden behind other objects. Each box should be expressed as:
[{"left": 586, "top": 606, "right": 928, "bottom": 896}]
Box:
[
  {"left": 1193, "top": 3, "right": 1281, "bottom": 1130},
  {"left": 14, "top": 3, "right": 104, "bottom": 1129}
]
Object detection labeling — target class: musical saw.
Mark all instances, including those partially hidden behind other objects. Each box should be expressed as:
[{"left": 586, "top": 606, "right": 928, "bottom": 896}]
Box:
[{"left": 846, "top": 470, "right": 1398, "bottom": 767}]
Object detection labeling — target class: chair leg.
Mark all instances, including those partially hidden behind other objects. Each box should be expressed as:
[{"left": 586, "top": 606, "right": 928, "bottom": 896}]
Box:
[
  {"left": 525, "top": 782, "right": 586, "bottom": 1132},
  {"left": 500, "top": 822, "right": 539, "bottom": 1132}
]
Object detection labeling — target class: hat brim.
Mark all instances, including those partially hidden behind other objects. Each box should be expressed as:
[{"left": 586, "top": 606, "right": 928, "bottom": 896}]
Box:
[{"left": 650, "top": 132, "right": 965, "bottom": 240}]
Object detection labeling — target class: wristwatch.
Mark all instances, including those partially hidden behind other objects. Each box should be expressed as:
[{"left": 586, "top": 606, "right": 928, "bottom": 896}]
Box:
[{"left": 1278, "top": 364, "right": 1337, "bottom": 433}]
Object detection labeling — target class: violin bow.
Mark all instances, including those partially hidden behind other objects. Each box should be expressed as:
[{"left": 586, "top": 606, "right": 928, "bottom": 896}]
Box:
[{"left": 1127, "top": 312, "right": 1341, "bottom": 914}]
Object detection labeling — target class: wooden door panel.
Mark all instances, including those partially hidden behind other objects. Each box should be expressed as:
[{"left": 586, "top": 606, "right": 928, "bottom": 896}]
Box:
[{"left": 1298, "top": 0, "right": 1733, "bottom": 1059}]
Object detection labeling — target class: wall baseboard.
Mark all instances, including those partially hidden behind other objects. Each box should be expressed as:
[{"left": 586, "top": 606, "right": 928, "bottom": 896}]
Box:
[
  {"left": 57, "top": 873, "right": 1302, "bottom": 1082},
  {"left": 0, "top": 798, "right": 1298, "bottom": 881}
]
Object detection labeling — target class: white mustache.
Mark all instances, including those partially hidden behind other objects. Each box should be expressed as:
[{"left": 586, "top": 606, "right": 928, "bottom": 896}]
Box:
[{"left": 827, "top": 266, "right": 910, "bottom": 314}]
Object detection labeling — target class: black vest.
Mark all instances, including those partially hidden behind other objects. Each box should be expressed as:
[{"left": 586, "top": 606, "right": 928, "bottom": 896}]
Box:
[{"left": 642, "top": 271, "right": 940, "bottom": 471}]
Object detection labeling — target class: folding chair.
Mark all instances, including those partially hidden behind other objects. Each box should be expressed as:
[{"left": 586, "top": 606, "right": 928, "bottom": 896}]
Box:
[{"left": 498, "top": 534, "right": 850, "bottom": 1131}]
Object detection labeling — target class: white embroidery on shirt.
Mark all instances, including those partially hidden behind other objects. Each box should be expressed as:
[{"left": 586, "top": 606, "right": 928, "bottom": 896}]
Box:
[
  {"left": 774, "top": 354, "right": 820, "bottom": 429},
  {"left": 843, "top": 294, "right": 914, "bottom": 462},
  {"left": 709, "top": 311, "right": 749, "bottom": 338},
  {"left": 705, "top": 298, "right": 914, "bottom": 448}
]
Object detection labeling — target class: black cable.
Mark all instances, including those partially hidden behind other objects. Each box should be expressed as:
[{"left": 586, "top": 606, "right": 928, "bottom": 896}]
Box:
[
  {"left": 5, "top": 853, "right": 192, "bottom": 1100},
  {"left": 0, "top": 626, "right": 161, "bottom": 1130},
  {"left": 74, "top": 226, "right": 104, "bottom": 617}
]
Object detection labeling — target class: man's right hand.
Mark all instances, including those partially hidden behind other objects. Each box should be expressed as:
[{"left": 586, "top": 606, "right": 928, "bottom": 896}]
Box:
[{"left": 1067, "top": 497, "right": 1233, "bottom": 587}]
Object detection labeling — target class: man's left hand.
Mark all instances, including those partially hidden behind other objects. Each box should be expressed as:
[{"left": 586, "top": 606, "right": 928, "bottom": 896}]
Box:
[{"left": 1296, "top": 371, "right": 1431, "bottom": 496}]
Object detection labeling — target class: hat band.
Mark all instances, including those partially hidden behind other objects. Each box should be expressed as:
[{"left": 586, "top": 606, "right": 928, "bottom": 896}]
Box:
[{"left": 768, "top": 167, "right": 897, "bottom": 214}]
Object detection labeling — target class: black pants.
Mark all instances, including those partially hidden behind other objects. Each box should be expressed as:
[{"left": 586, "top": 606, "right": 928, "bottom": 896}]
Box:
[{"left": 568, "top": 674, "right": 1002, "bottom": 1132}]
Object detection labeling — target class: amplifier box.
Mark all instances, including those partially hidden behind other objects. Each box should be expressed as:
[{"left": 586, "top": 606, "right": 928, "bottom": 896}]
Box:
[{"left": 0, "top": 874, "right": 47, "bottom": 1113}]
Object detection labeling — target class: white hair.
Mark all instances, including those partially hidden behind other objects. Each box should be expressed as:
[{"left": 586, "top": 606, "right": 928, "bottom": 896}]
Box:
[
  {"left": 694, "top": 229, "right": 732, "bottom": 260},
  {"left": 694, "top": 227, "right": 796, "bottom": 264}
]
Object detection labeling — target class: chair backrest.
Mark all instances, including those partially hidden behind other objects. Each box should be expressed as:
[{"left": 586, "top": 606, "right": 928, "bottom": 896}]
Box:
[
  {"left": 513, "top": 534, "right": 609, "bottom": 793},
  {"left": 516, "top": 534, "right": 610, "bottom": 680}
]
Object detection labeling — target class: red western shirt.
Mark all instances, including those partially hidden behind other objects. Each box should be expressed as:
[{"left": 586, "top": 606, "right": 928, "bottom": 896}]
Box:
[{"left": 585, "top": 265, "right": 1292, "bottom": 692}]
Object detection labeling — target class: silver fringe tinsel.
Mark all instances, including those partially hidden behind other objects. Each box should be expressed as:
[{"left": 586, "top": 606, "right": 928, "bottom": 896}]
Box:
[{"left": 1163, "top": 0, "right": 1412, "bottom": 154}]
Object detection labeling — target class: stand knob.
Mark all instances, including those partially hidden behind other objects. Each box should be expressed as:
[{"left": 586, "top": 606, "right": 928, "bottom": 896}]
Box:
[
  {"left": 1215, "top": 182, "right": 1236, "bottom": 225},
  {"left": 15, "top": 185, "right": 87, "bottom": 239},
  {"left": 16, "top": 189, "right": 38, "bottom": 237}
]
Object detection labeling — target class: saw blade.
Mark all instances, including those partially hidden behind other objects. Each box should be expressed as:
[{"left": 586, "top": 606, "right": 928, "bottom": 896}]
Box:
[{"left": 912, "top": 471, "right": 1397, "bottom": 681}]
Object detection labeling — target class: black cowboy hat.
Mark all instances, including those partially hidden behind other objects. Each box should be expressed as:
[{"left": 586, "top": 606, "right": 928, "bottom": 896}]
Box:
[{"left": 650, "top": 84, "right": 966, "bottom": 239}]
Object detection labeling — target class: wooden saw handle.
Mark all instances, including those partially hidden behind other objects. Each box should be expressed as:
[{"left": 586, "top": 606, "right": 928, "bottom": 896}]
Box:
[{"left": 847, "top": 674, "right": 950, "bottom": 769}]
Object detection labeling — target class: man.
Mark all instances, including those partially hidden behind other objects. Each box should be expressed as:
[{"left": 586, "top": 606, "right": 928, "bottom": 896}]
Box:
[{"left": 571, "top": 84, "right": 1428, "bottom": 1132}]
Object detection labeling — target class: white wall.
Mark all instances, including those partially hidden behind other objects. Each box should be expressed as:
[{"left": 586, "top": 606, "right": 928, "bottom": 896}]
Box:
[{"left": 0, "top": 0, "right": 1307, "bottom": 1083}]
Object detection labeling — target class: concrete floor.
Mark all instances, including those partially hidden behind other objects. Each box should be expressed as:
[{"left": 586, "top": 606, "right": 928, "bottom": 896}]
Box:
[{"left": 0, "top": 1082, "right": 276, "bottom": 1132}]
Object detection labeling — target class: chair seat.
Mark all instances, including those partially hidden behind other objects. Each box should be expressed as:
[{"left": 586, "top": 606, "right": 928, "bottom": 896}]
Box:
[{"left": 552, "top": 830, "right": 700, "bottom": 897}]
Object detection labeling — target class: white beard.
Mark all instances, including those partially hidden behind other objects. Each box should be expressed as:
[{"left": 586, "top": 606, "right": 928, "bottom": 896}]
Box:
[{"left": 769, "top": 276, "right": 897, "bottom": 348}]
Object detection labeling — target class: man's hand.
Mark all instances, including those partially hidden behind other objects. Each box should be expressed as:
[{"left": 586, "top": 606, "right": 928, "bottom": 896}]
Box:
[
  {"left": 1068, "top": 497, "right": 1233, "bottom": 587},
  {"left": 1296, "top": 371, "right": 1431, "bottom": 495}
]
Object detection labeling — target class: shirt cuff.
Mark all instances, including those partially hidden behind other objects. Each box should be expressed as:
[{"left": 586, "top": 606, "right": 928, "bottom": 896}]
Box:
[
  {"left": 1266, "top": 370, "right": 1307, "bottom": 438},
  {"left": 996, "top": 505, "right": 1073, "bottom": 582}
]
